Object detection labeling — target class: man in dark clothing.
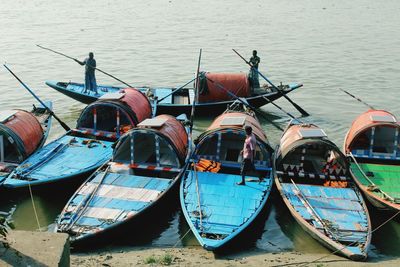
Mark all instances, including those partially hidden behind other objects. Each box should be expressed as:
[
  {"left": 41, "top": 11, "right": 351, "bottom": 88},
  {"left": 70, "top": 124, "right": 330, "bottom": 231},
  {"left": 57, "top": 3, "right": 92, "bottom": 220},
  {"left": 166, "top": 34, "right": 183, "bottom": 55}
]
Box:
[
  {"left": 249, "top": 50, "right": 261, "bottom": 88},
  {"left": 75, "top": 52, "right": 98, "bottom": 94}
]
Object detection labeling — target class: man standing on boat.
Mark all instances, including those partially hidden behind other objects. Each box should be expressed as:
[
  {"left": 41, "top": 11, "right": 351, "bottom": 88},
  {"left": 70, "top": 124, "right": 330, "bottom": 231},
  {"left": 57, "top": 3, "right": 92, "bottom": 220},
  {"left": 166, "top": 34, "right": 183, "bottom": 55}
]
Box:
[
  {"left": 75, "top": 52, "right": 98, "bottom": 95},
  {"left": 249, "top": 50, "right": 260, "bottom": 88},
  {"left": 238, "top": 126, "right": 257, "bottom": 185}
]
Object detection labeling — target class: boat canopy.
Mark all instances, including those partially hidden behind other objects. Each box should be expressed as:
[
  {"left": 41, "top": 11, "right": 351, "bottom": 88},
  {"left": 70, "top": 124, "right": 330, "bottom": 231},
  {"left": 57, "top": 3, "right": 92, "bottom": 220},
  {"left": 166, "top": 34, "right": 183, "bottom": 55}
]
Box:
[
  {"left": 113, "top": 115, "right": 188, "bottom": 168},
  {"left": 344, "top": 110, "right": 400, "bottom": 160},
  {"left": 276, "top": 124, "right": 348, "bottom": 180},
  {"left": 0, "top": 110, "right": 44, "bottom": 163},
  {"left": 198, "top": 72, "right": 250, "bottom": 103},
  {"left": 76, "top": 88, "right": 151, "bottom": 139},
  {"left": 195, "top": 112, "right": 272, "bottom": 167}
]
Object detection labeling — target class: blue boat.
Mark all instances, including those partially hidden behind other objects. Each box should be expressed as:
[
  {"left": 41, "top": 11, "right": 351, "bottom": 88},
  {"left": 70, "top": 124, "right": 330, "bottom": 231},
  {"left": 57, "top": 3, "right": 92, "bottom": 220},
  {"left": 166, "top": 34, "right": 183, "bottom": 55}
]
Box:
[
  {"left": 2, "top": 89, "right": 152, "bottom": 190},
  {"left": 180, "top": 104, "right": 274, "bottom": 251},
  {"left": 0, "top": 103, "right": 52, "bottom": 184},
  {"left": 45, "top": 72, "right": 303, "bottom": 116},
  {"left": 56, "top": 114, "right": 190, "bottom": 245},
  {"left": 274, "top": 121, "right": 371, "bottom": 261}
]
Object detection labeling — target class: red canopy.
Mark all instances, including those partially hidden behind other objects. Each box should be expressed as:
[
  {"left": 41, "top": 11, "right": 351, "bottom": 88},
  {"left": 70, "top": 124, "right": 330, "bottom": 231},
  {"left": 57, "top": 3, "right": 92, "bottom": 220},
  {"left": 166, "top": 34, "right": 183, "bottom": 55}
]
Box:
[{"left": 198, "top": 73, "right": 250, "bottom": 103}]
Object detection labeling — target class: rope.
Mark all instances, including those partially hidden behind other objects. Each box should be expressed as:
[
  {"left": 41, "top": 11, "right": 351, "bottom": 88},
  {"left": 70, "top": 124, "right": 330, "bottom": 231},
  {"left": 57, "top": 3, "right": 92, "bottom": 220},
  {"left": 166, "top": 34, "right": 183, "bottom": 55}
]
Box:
[
  {"left": 28, "top": 182, "right": 41, "bottom": 231},
  {"left": 172, "top": 228, "right": 192, "bottom": 248},
  {"left": 276, "top": 209, "right": 400, "bottom": 267}
]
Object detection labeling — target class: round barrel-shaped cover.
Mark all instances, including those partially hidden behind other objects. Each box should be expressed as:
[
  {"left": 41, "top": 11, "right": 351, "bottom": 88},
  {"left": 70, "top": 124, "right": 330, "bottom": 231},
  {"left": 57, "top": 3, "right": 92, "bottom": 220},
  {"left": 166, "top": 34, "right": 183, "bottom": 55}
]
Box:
[
  {"left": 344, "top": 109, "right": 400, "bottom": 153},
  {"left": 206, "top": 112, "right": 267, "bottom": 142},
  {"left": 198, "top": 73, "right": 250, "bottom": 103},
  {"left": 2, "top": 110, "right": 43, "bottom": 156},
  {"left": 119, "top": 88, "right": 152, "bottom": 124},
  {"left": 139, "top": 114, "right": 188, "bottom": 160}
]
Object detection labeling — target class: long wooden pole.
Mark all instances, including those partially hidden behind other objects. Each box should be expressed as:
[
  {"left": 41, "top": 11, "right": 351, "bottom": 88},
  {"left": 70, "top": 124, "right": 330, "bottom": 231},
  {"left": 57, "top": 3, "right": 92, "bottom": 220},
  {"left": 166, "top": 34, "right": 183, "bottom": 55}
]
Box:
[
  {"left": 339, "top": 88, "right": 375, "bottom": 110},
  {"left": 3, "top": 64, "right": 71, "bottom": 132},
  {"left": 233, "top": 49, "right": 310, "bottom": 117},
  {"left": 36, "top": 44, "right": 135, "bottom": 88}
]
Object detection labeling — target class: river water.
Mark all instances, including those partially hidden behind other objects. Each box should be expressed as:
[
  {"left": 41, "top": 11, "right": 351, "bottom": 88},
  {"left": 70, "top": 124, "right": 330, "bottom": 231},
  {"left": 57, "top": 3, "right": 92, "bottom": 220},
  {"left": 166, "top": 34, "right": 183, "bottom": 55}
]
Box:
[{"left": 0, "top": 0, "right": 399, "bottom": 260}]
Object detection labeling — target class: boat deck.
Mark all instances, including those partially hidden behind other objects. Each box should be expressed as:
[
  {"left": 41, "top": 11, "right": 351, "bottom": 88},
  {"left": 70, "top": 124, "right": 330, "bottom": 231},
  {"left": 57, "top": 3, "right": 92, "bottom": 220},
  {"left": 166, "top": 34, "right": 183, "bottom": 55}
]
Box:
[
  {"left": 4, "top": 135, "right": 113, "bottom": 187},
  {"left": 281, "top": 183, "right": 369, "bottom": 247},
  {"left": 350, "top": 163, "right": 400, "bottom": 200},
  {"left": 182, "top": 171, "right": 271, "bottom": 248},
  {"left": 59, "top": 172, "right": 173, "bottom": 235}
]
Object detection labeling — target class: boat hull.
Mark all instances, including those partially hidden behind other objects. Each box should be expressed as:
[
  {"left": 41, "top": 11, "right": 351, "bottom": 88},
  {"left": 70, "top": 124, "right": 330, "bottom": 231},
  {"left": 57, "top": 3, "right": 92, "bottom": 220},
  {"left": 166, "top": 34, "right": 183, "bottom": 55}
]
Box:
[{"left": 46, "top": 80, "right": 302, "bottom": 116}]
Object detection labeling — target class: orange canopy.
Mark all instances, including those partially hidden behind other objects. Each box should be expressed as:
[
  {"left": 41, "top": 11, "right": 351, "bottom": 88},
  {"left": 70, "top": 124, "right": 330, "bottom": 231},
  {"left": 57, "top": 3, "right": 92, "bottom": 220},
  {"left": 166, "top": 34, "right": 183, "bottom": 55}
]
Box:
[
  {"left": 2, "top": 110, "right": 43, "bottom": 156},
  {"left": 139, "top": 114, "right": 188, "bottom": 160},
  {"left": 344, "top": 109, "right": 400, "bottom": 153},
  {"left": 119, "top": 88, "right": 152, "bottom": 124},
  {"left": 207, "top": 112, "right": 267, "bottom": 143},
  {"left": 198, "top": 73, "right": 250, "bottom": 103}
]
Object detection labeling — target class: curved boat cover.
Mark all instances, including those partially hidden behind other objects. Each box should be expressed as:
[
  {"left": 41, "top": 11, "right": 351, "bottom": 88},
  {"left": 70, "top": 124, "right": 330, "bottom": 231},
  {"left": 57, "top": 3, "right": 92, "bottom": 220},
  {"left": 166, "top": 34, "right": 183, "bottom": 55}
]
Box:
[
  {"left": 344, "top": 109, "right": 400, "bottom": 154},
  {"left": 138, "top": 114, "right": 188, "bottom": 159},
  {"left": 198, "top": 73, "right": 250, "bottom": 103},
  {"left": 205, "top": 112, "right": 267, "bottom": 143},
  {"left": 0, "top": 110, "right": 43, "bottom": 157},
  {"left": 76, "top": 88, "right": 152, "bottom": 137}
]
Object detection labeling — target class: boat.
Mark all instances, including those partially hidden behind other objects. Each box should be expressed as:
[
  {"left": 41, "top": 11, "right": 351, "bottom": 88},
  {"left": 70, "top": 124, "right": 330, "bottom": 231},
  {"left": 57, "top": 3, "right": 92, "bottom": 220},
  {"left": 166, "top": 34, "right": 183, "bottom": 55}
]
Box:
[
  {"left": 344, "top": 109, "right": 400, "bottom": 213},
  {"left": 274, "top": 121, "right": 371, "bottom": 260},
  {"left": 0, "top": 103, "right": 52, "bottom": 184},
  {"left": 45, "top": 72, "right": 303, "bottom": 116},
  {"left": 56, "top": 114, "right": 189, "bottom": 245},
  {"left": 2, "top": 89, "right": 152, "bottom": 190},
  {"left": 180, "top": 102, "right": 274, "bottom": 251}
]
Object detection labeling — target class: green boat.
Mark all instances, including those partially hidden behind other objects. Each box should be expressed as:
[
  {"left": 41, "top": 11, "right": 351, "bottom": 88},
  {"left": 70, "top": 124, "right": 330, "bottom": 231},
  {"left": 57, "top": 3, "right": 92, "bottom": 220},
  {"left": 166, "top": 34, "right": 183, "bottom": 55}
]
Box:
[{"left": 344, "top": 109, "right": 400, "bottom": 212}]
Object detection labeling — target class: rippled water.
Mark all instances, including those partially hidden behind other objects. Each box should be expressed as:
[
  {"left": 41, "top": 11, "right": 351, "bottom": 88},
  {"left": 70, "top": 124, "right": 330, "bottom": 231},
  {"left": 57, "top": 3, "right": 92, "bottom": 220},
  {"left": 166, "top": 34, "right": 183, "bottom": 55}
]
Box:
[{"left": 1, "top": 0, "right": 400, "bottom": 260}]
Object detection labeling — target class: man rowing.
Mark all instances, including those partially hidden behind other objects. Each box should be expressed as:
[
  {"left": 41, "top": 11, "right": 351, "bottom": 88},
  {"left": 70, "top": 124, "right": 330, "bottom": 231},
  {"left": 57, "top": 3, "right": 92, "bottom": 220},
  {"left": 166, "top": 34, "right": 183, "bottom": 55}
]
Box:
[{"left": 75, "top": 52, "right": 98, "bottom": 95}]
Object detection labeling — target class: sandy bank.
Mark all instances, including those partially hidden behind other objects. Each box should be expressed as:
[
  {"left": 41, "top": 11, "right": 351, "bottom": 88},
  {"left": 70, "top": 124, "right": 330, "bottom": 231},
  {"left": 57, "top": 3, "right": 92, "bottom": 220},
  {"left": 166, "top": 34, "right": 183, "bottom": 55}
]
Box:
[{"left": 71, "top": 246, "right": 400, "bottom": 266}]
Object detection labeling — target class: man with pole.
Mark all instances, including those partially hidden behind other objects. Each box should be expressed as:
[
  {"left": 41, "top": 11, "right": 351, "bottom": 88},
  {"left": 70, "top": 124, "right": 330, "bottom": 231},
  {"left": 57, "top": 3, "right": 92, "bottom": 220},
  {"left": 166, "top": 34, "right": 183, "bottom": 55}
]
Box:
[
  {"left": 249, "top": 50, "right": 260, "bottom": 88},
  {"left": 75, "top": 52, "right": 98, "bottom": 95}
]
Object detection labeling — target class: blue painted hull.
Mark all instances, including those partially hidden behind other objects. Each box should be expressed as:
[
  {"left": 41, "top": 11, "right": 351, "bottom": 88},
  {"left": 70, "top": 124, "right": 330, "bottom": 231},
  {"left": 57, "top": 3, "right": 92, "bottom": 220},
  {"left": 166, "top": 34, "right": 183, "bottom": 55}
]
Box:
[
  {"left": 56, "top": 163, "right": 186, "bottom": 246},
  {"left": 46, "top": 80, "right": 303, "bottom": 116},
  {"left": 180, "top": 170, "right": 273, "bottom": 251},
  {"left": 3, "top": 133, "right": 114, "bottom": 189}
]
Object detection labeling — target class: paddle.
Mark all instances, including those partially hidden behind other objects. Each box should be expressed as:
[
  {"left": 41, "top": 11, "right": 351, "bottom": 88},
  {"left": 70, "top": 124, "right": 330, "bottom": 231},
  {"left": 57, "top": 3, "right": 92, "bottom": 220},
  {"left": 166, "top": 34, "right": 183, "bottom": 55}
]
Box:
[
  {"left": 232, "top": 49, "right": 310, "bottom": 117},
  {"left": 339, "top": 88, "right": 375, "bottom": 110},
  {"left": 3, "top": 64, "right": 71, "bottom": 132},
  {"left": 205, "top": 76, "right": 285, "bottom": 131},
  {"left": 290, "top": 179, "right": 335, "bottom": 238},
  {"left": 156, "top": 77, "right": 196, "bottom": 104},
  {"left": 36, "top": 44, "right": 135, "bottom": 89}
]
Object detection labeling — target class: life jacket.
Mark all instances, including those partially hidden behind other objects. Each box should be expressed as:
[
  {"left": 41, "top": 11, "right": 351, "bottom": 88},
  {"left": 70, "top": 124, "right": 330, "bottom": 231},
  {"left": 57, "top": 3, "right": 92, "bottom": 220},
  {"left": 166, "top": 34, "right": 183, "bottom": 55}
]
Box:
[
  {"left": 323, "top": 180, "right": 348, "bottom": 188},
  {"left": 195, "top": 158, "right": 221, "bottom": 173}
]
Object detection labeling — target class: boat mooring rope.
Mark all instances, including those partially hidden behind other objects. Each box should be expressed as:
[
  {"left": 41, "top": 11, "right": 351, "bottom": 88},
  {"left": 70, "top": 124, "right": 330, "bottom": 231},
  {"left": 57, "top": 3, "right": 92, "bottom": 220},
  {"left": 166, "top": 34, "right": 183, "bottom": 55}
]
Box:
[
  {"left": 271, "top": 209, "right": 400, "bottom": 267},
  {"left": 28, "top": 182, "right": 41, "bottom": 231},
  {"left": 172, "top": 228, "right": 192, "bottom": 248}
]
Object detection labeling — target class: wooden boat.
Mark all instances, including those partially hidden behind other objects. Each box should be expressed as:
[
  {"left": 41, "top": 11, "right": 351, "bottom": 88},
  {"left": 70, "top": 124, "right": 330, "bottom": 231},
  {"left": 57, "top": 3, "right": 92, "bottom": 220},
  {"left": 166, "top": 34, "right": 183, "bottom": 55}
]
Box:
[
  {"left": 0, "top": 103, "right": 52, "bottom": 184},
  {"left": 344, "top": 109, "right": 400, "bottom": 212},
  {"left": 274, "top": 121, "right": 371, "bottom": 260},
  {"left": 45, "top": 72, "right": 303, "bottom": 116},
  {"left": 56, "top": 114, "right": 189, "bottom": 245},
  {"left": 180, "top": 102, "right": 274, "bottom": 251},
  {"left": 2, "top": 89, "right": 152, "bottom": 189}
]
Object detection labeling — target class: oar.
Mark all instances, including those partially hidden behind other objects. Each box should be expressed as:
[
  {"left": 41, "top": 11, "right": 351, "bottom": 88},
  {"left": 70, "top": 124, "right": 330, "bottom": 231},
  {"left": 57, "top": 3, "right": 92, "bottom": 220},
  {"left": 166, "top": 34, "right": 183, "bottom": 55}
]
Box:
[
  {"left": 290, "top": 179, "right": 335, "bottom": 238},
  {"left": 36, "top": 44, "right": 135, "bottom": 88},
  {"left": 232, "top": 49, "right": 310, "bottom": 117},
  {"left": 156, "top": 77, "right": 196, "bottom": 104},
  {"left": 3, "top": 64, "right": 71, "bottom": 132},
  {"left": 64, "top": 165, "right": 111, "bottom": 231},
  {"left": 260, "top": 95, "right": 300, "bottom": 121},
  {"left": 339, "top": 88, "right": 375, "bottom": 110},
  {"left": 205, "top": 76, "right": 284, "bottom": 131},
  {"left": 349, "top": 152, "right": 394, "bottom": 202}
]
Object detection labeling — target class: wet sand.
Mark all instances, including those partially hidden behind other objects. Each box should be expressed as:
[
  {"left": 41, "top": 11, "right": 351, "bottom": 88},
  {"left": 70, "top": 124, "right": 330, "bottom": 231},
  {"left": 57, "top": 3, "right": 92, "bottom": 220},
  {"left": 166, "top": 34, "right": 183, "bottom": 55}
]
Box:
[{"left": 71, "top": 247, "right": 400, "bottom": 266}]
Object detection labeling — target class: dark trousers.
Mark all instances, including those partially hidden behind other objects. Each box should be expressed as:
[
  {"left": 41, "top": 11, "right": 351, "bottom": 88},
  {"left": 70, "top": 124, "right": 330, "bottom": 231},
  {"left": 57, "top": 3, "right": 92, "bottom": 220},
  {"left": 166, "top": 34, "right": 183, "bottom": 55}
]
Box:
[{"left": 240, "top": 158, "right": 255, "bottom": 183}]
